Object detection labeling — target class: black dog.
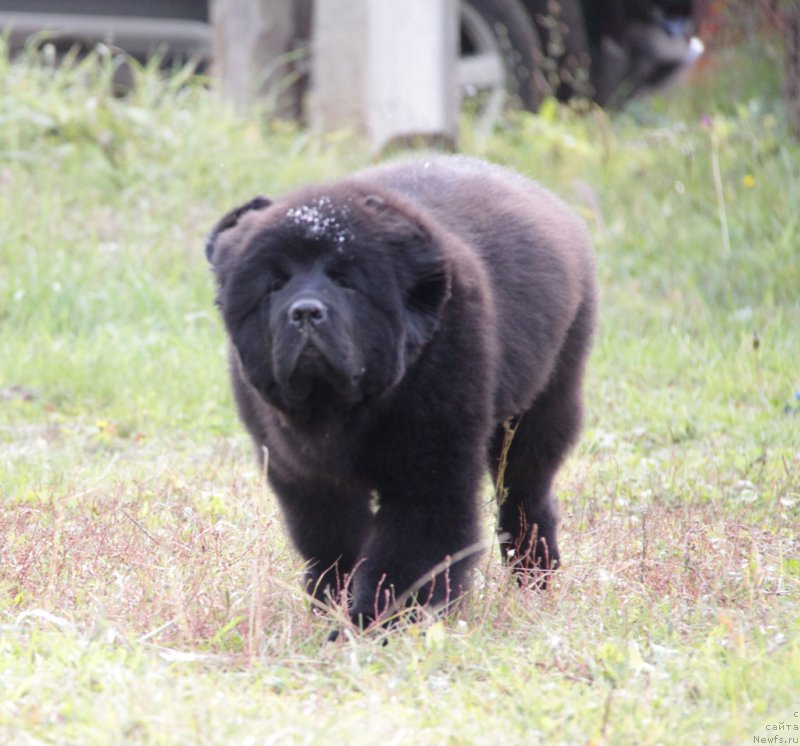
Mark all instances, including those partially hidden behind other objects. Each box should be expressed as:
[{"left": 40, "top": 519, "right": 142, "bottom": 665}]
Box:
[{"left": 206, "top": 156, "right": 596, "bottom": 626}]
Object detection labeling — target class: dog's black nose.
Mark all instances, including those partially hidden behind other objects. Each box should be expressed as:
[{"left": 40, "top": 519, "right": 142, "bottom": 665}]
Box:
[{"left": 289, "top": 297, "right": 328, "bottom": 326}]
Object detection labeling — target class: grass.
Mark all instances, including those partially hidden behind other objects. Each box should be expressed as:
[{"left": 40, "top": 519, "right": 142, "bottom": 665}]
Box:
[{"left": 1, "top": 42, "right": 799, "bottom": 745}]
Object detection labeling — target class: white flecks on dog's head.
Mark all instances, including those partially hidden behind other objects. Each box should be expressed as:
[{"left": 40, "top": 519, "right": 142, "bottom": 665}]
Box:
[{"left": 284, "top": 195, "right": 353, "bottom": 249}]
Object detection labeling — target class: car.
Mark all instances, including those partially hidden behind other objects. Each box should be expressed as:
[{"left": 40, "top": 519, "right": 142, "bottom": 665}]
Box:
[
  {"left": 459, "top": 0, "right": 702, "bottom": 112},
  {"left": 0, "top": 0, "right": 210, "bottom": 64},
  {"left": 0, "top": 0, "right": 701, "bottom": 112}
]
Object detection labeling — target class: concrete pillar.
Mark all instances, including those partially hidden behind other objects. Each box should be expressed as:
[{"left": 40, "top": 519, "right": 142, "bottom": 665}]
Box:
[
  {"left": 308, "top": 0, "right": 369, "bottom": 135},
  {"left": 211, "top": 0, "right": 303, "bottom": 117},
  {"left": 311, "top": 0, "right": 458, "bottom": 151}
]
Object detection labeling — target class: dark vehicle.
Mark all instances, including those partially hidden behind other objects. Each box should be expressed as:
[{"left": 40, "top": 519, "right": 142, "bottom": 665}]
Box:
[
  {"left": 0, "top": 1, "right": 210, "bottom": 63},
  {"left": 0, "top": 0, "right": 701, "bottom": 110},
  {"left": 460, "top": 0, "right": 702, "bottom": 112}
]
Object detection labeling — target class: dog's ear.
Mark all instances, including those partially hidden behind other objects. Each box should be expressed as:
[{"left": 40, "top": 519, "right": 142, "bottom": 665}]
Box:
[
  {"left": 205, "top": 196, "right": 272, "bottom": 267},
  {"left": 403, "top": 253, "right": 451, "bottom": 360},
  {"left": 362, "top": 195, "right": 451, "bottom": 358}
]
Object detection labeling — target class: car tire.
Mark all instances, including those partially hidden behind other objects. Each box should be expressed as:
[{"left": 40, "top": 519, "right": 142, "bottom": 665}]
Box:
[
  {"left": 459, "top": 0, "right": 546, "bottom": 112},
  {"left": 525, "top": 0, "right": 592, "bottom": 102}
]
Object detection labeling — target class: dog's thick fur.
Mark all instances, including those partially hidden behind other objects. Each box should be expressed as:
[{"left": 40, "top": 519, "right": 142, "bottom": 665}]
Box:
[{"left": 206, "top": 156, "right": 596, "bottom": 626}]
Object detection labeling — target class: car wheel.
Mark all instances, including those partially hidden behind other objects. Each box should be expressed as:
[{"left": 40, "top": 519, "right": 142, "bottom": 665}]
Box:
[
  {"left": 458, "top": 0, "right": 546, "bottom": 123},
  {"left": 526, "top": 0, "right": 593, "bottom": 102}
]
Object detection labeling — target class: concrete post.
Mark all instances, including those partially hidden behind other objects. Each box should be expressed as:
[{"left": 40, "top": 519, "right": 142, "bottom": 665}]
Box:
[
  {"left": 210, "top": 0, "right": 303, "bottom": 117},
  {"left": 311, "top": 0, "right": 458, "bottom": 151},
  {"left": 366, "top": 0, "right": 458, "bottom": 150},
  {"left": 309, "top": 0, "right": 369, "bottom": 135}
]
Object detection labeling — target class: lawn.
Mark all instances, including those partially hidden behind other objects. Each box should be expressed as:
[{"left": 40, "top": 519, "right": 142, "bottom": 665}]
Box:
[{"left": 1, "top": 42, "right": 798, "bottom": 745}]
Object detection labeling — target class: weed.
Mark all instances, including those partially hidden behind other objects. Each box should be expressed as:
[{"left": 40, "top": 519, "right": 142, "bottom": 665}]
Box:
[{"left": 1, "top": 40, "right": 798, "bottom": 745}]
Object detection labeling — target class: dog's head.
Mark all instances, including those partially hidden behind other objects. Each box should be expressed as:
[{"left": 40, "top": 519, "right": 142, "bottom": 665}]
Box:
[{"left": 206, "top": 186, "right": 451, "bottom": 418}]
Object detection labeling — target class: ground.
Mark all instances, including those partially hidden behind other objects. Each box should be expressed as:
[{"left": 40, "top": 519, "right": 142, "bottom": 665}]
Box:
[{"left": 0, "top": 40, "right": 798, "bottom": 745}]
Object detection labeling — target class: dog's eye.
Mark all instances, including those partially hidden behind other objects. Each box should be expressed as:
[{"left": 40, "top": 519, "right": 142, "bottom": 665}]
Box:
[
  {"left": 329, "top": 272, "right": 352, "bottom": 289},
  {"left": 268, "top": 277, "right": 287, "bottom": 293}
]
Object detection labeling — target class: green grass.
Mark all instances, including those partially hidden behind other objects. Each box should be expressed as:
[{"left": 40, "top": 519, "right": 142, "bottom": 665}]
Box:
[{"left": 1, "top": 43, "right": 799, "bottom": 745}]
